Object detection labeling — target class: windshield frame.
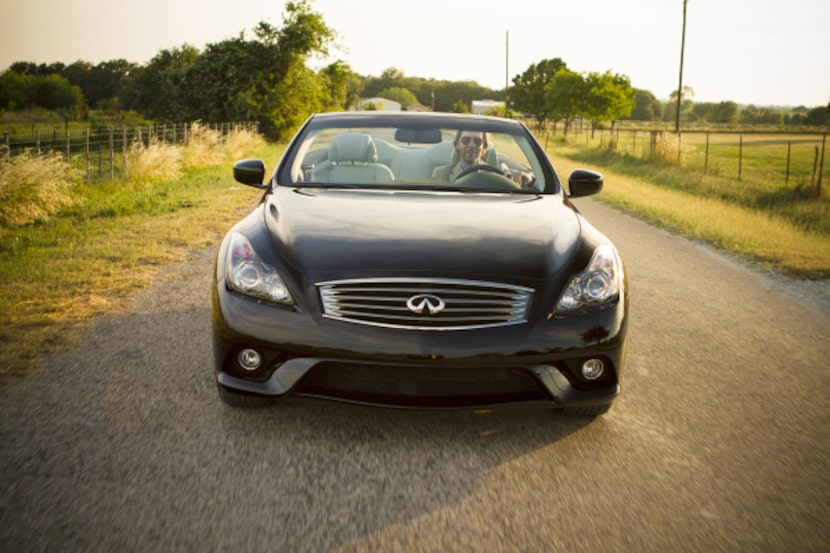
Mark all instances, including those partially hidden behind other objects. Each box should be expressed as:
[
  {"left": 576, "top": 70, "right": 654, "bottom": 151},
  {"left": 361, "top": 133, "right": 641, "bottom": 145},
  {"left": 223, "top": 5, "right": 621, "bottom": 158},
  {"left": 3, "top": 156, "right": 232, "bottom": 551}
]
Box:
[{"left": 274, "top": 112, "right": 560, "bottom": 195}]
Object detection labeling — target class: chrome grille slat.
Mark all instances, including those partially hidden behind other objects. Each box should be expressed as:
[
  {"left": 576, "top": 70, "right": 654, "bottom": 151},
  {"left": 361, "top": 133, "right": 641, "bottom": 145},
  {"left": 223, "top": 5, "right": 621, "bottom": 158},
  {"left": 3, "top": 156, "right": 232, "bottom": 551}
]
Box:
[{"left": 317, "top": 278, "right": 533, "bottom": 331}]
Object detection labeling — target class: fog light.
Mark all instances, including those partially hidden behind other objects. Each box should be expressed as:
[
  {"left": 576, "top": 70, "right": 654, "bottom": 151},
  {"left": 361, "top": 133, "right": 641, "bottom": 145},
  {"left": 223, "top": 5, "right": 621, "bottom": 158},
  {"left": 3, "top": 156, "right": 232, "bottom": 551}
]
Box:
[
  {"left": 238, "top": 349, "right": 262, "bottom": 372},
  {"left": 581, "top": 358, "right": 605, "bottom": 380}
]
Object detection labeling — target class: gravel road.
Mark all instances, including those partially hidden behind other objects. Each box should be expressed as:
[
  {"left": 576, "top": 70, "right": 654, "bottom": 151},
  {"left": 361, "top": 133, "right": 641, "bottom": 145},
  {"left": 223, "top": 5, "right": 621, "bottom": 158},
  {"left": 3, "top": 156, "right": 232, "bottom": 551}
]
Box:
[{"left": 2, "top": 198, "right": 828, "bottom": 552}]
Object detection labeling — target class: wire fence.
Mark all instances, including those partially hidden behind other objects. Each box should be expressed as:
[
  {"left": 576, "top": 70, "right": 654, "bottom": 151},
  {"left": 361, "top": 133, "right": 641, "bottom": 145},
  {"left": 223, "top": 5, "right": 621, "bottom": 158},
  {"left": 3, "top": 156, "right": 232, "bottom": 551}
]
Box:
[
  {"left": 532, "top": 120, "right": 827, "bottom": 196},
  {"left": 1, "top": 121, "right": 260, "bottom": 181}
]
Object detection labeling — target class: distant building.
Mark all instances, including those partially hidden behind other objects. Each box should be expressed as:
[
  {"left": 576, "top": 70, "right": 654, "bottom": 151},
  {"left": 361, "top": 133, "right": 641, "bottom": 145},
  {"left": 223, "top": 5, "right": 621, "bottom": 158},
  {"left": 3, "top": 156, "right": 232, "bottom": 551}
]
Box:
[
  {"left": 406, "top": 103, "right": 432, "bottom": 112},
  {"left": 358, "top": 97, "right": 402, "bottom": 111},
  {"left": 472, "top": 100, "right": 506, "bottom": 115}
]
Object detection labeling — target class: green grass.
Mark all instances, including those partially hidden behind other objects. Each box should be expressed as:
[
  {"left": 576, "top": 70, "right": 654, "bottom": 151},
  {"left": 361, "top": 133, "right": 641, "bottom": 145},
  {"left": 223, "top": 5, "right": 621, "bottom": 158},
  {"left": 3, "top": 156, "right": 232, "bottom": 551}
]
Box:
[
  {"left": 0, "top": 131, "right": 281, "bottom": 385},
  {"left": 556, "top": 142, "right": 829, "bottom": 236},
  {"left": 547, "top": 143, "right": 830, "bottom": 278}
]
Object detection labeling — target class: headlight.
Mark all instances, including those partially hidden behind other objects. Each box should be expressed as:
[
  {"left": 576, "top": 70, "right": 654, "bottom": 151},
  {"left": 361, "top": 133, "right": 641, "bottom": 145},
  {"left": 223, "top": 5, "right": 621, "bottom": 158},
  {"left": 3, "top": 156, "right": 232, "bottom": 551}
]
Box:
[
  {"left": 554, "top": 244, "right": 623, "bottom": 316},
  {"left": 226, "top": 232, "right": 294, "bottom": 305}
]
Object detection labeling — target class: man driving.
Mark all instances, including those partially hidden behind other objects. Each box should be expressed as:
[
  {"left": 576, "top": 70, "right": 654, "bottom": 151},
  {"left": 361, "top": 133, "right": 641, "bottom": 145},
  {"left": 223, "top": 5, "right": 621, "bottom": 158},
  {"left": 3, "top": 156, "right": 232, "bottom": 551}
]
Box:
[
  {"left": 432, "top": 130, "right": 489, "bottom": 182},
  {"left": 432, "top": 129, "right": 532, "bottom": 186}
]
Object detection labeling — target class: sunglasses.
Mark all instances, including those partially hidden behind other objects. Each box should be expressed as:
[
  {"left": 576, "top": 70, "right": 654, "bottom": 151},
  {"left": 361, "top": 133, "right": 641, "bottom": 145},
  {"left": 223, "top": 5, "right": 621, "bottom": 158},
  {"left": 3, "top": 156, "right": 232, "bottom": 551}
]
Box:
[{"left": 459, "top": 136, "right": 484, "bottom": 146}]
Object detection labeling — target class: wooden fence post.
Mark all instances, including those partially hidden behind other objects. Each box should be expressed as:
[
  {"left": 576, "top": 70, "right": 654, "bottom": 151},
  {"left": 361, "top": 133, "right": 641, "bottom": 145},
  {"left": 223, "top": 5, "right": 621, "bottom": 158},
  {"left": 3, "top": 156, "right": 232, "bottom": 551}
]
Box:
[
  {"left": 109, "top": 127, "right": 114, "bottom": 180},
  {"left": 738, "top": 135, "right": 743, "bottom": 181},
  {"left": 704, "top": 132, "right": 710, "bottom": 174},
  {"left": 122, "top": 126, "right": 128, "bottom": 177},
  {"left": 85, "top": 129, "right": 90, "bottom": 180},
  {"left": 817, "top": 133, "right": 826, "bottom": 197}
]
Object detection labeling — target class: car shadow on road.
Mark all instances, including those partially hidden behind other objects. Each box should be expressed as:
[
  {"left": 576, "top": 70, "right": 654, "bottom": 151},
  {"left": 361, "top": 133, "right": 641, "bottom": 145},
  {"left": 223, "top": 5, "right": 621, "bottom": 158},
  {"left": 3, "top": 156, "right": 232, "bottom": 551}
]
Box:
[{"left": 1, "top": 303, "right": 603, "bottom": 552}]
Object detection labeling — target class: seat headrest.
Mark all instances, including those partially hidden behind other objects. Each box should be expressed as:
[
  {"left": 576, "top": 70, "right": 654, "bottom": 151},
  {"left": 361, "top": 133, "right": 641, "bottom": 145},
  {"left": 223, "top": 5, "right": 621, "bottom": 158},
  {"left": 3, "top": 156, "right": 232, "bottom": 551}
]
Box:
[{"left": 329, "top": 133, "right": 378, "bottom": 163}]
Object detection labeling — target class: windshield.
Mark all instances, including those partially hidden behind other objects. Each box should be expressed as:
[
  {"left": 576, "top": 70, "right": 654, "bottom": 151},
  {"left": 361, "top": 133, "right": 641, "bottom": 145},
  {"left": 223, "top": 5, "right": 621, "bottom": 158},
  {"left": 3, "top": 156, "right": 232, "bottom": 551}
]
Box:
[{"left": 283, "top": 121, "right": 549, "bottom": 193}]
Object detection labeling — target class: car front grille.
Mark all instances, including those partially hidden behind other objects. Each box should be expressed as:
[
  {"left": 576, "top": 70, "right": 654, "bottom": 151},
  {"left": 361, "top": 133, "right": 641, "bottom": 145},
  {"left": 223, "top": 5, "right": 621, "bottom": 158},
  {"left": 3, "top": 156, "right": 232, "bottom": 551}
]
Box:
[{"left": 317, "top": 278, "right": 533, "bottom": 331}]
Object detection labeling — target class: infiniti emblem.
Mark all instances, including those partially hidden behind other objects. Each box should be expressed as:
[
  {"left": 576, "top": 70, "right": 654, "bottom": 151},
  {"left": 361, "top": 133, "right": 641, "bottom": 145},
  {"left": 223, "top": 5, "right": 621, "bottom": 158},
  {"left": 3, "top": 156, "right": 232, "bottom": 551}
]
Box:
[{"left": 406, "top": 294, "right": 446, "bottom": 315}]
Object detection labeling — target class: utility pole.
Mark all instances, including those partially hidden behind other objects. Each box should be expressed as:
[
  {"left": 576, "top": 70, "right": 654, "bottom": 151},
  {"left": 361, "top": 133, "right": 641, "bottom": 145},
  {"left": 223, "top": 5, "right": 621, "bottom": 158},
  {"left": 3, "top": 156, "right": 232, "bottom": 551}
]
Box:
[
  {"left": 675, "top": 0, "right": 688, "bottom": 133},
  {"left": 505, "top": 30, "right": 510, "bottom": 117}
]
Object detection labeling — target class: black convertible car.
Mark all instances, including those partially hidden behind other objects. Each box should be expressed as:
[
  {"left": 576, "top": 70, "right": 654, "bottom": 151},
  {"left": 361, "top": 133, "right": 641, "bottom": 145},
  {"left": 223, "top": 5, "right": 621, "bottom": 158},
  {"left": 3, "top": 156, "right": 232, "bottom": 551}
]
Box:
[{"left": 212, "top": 112, "right": 628, "bottom": 415}]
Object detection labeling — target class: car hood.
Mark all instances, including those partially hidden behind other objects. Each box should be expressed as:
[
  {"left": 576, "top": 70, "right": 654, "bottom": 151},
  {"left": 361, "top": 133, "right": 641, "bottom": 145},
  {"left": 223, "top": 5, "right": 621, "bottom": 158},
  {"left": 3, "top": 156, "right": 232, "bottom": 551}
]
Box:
[{"left": 263, "top": 187, "right": 581, "bottom": 283}]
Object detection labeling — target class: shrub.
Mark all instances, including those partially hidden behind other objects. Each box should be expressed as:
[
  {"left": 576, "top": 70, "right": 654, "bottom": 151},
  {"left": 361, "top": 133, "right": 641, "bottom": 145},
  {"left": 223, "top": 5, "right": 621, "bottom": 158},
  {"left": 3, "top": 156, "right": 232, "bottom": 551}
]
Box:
[{"left": 0, "top": 151, "right": 82, "bottom": 226}]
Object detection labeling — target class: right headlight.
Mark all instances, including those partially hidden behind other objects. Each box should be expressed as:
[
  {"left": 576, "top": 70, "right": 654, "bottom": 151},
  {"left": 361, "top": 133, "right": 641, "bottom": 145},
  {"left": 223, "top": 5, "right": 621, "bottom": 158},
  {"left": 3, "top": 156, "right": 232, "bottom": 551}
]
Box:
[
  {"left": 553, "top": 244, "right": 623, "bottom": 316},
  {"left": 226, "top": 232, "right": 294, "bottom": 306}
]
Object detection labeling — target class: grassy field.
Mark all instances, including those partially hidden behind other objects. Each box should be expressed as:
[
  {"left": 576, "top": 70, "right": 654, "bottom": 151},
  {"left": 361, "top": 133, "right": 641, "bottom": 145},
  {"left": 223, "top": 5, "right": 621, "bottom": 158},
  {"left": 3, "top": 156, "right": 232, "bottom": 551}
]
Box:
[
  {"left": 0, "top": 130, "right": 281, "bottom": 385},
  {"left": 546, "top": 138, "right": 830, "bottom": 278}
]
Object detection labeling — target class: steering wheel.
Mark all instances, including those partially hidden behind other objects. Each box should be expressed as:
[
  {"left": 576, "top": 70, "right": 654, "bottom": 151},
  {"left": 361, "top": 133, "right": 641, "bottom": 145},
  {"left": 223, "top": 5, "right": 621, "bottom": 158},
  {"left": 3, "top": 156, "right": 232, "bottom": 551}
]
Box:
[{"left": 456, "top": 163, "right": 508, "bottom": 180}]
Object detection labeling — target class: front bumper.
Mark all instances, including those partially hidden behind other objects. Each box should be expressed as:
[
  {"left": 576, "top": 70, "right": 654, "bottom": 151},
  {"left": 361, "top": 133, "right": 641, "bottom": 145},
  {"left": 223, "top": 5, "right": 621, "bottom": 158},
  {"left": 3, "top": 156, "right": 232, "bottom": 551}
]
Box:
[
  {"left": 212, "top": 282, "right": 627, "bottom": 409},
  {"left": 216, "top": 358, "right": 622, "bottom": 409}
]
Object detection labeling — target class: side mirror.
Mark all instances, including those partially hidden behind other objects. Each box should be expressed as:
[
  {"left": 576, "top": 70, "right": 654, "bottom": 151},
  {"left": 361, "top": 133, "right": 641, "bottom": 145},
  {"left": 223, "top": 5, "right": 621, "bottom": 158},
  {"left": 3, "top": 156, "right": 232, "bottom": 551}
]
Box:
[
  {"left": 567, "top": 169, "right": 603, "bottom": 198},
  {"left": 233, "top": 159, "right": 267, "bottom": 189}
]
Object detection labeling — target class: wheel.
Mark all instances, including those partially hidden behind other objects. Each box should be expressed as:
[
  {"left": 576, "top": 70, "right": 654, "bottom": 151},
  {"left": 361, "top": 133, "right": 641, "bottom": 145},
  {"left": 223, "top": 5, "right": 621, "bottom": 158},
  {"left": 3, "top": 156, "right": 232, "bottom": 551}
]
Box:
[
  {"left": 217, "top": 383, "right": 272, "bottom": 407},
  {"left": 559, "top": 403, "right": 612, "bottom": 416}
]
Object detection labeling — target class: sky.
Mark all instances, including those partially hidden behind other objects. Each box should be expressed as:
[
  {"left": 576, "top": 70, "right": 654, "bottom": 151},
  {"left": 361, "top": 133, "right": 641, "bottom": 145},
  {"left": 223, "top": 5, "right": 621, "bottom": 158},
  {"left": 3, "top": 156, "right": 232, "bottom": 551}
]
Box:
[{"left": 2, "top": 0, "right": 828, "bottom": 108}]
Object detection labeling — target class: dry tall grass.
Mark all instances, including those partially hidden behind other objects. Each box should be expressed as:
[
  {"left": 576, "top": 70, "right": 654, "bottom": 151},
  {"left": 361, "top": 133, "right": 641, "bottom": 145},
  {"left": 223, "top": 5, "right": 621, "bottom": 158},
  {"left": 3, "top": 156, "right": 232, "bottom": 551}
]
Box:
[
  {"left": 0, "top": 151, "right": 83, "bottom": 226},
  {"left": 0, "top": 125, "right": 272, "bottom": 386},
  {"left": 1, "top": 124, "right": 266, "bottom": 225},
  {"left": 124, "top": 123, "right": 265, "bottom": 185},
  {"left": 550, "top": 153, "right": 830, "bottom": 278}
]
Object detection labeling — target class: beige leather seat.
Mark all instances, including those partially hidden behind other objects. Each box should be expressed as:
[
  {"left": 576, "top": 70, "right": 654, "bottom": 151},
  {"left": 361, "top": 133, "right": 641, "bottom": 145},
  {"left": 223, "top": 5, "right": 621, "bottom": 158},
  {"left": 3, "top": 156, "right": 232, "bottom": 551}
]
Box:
[{"left": 313, "top": 133, "right": 395, "bottom": 184}]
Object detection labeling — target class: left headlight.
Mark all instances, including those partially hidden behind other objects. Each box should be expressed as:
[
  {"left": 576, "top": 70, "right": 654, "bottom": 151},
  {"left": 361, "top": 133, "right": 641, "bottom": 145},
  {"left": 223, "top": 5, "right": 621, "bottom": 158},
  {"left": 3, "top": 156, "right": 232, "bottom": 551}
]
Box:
[
  {"left": 226, "top": 232, "right": 294, "bottom": 306},
  {"left": 553, "top": 244, "right": 623, "bottom": 316}
]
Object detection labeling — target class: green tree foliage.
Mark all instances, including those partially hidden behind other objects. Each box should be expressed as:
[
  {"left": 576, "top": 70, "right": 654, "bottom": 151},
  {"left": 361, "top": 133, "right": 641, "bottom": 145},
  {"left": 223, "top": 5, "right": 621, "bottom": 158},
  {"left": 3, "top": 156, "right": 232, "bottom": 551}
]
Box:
[
  {"left": 687, "top": 101, "right": 739, "bottom": 124},
  {"left": 740, "top": 105, "right": 784, "bottom": 125},
  {"left": 451, "top": 99, "right": 470, "bottom": 113},
  {"left": 804, "top": 105, "right": 830, "bottom": 126},
  {"left": 510, "top": 58, "right": 567, "bottom": 127},
  {"left": 377, "top": 87, "right": 419, "bottom": 109},
  {"left": 318, "top": 61, "right": 361, "bottom": 111},
  {"left": 192, "top": 0, "right": 337, "bottom": 139},
  {"left": 0, "top": 70, "right": 85, "bottom": 115},
  {"left": 360, "top": 67, "right": 502, "bottom": 112},
  {"left": 545, "top": 70, "right": 590, "bottom": 134},
  {"left": 34, "top": 74, "right": 85, "bottom": 112},
  {"left": 0, "top": 70, "right": 32, "bottom": 109},
  {"left": 126, "top": 45, "right": 201, "bottom": 121},
  {"left": 629, "top": 89, "right": 664, "bottom": 121},
  {"left": 582, "top": 71, "right": 635, "bottom": 132}
]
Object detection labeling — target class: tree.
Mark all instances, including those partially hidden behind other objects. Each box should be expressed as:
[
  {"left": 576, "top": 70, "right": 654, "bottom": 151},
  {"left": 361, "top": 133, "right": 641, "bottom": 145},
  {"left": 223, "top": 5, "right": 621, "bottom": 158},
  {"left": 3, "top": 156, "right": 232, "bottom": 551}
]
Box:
[
  {"left": 33, "top": 74, "right": 85, "bottom": 112},
  {"left": 0, "top": 70, "right": 33, "bottom": 110},
  {"left": 318, "top": 61, "right": 361, "bottom": 111},
  {"left": 0, "top": 70, "right": 84, "bottom": 115},
  {"left": 582, "top": 71, "right": 635, "bottom": 133},
  {"left": 545, "top": 70, "right": 589, "bottom": 135},
  {"left": 804, "top": 105, "right": 830, "bottom": 126},
  {"left": 629, "top": 89, "right": 664, "bottom": 121},
  {"left": 125, "top": 45, "right": 200, "bottom": 120},
  {"left": 377, "top": 87, "right": 419, "bottom": 109},
  {"left": 740, "top": 105, "right": 784, "bottom": 125},
  {"left": 450, "top": 99, "right": 469, "bottom": 113},
  {"left": 88, "top": 60, "right": 136, "bottom": 109},
  {"left": 708, "top": 101, "right": 738, "bottom": 124},
  {"left": 510, "top": 58, "right": 568, "bottom": 127}
]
